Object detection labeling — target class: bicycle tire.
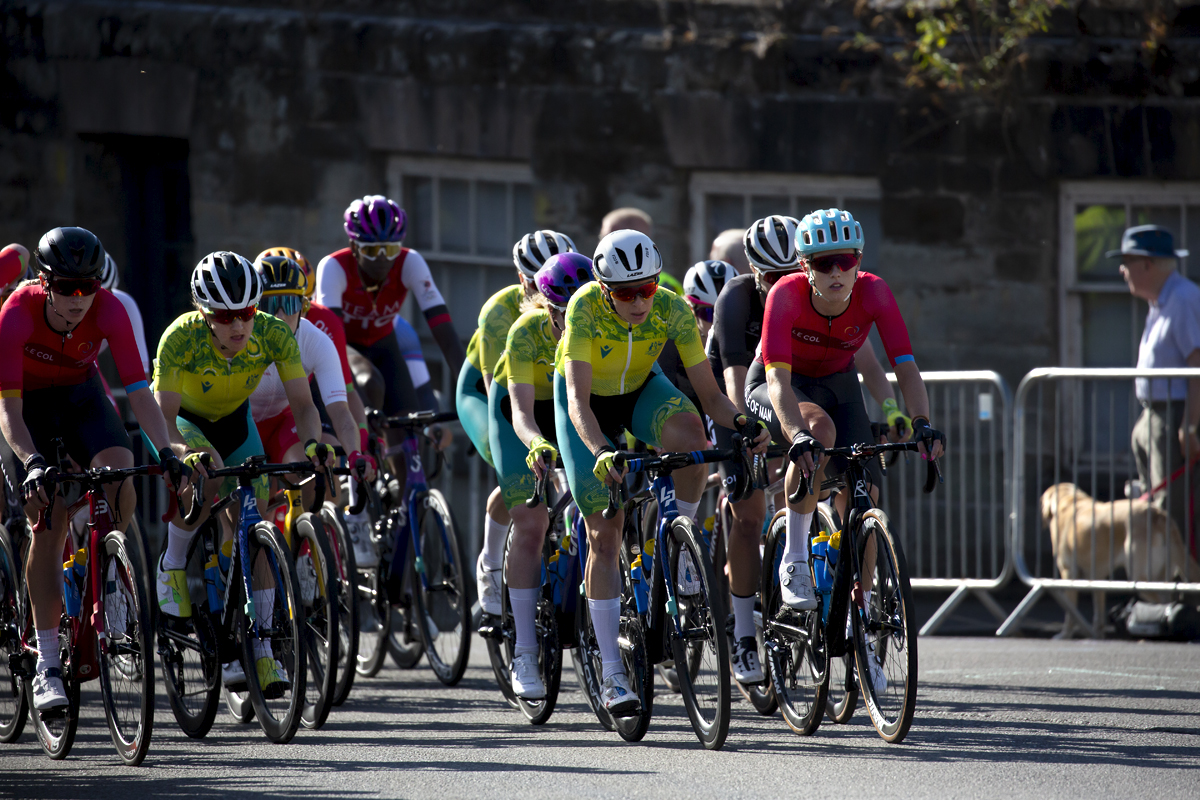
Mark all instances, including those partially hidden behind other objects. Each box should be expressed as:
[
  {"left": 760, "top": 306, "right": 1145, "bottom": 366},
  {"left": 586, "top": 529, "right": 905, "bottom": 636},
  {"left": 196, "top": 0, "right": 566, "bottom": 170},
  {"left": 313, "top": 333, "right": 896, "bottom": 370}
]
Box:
[
  {"left": 21, "top": 575, "right": 79, "bottom": 759},
  {"left": 295, "top": 513, "right": 338, "bottom": 730},
  {"left": 0, "top": 526, "right": 28, "bottom": 743},
  {"left": 241, "top": 522, "right": 306, "bottom": 744},
  {"left": 761, "top": 511, "right": 827, "bottom": 736},
  {"left": 97, "top": 531, "right": 154, "bottom": 765},
  {"left": 499, "top": 527, "right": 563, "bottom": 724},
  {"left": 813, "top": 503, "right": 857, "bottom": 724},
  {"left": 321, "top": 504, "right": 359, "bottom": 706},
  {"left": 485, "top": 526, "right": 519, "bottom": 708},
  {"left": 410, "top": 490, "right": 470, "bottom": 686},
  {"left": 613, "top": 610, "right": 652, "bottom": 743},
  {"left": 666, "top": 516, "right": 730, "bottom": 750},
  {"left": 852, "top": 509, "right": 917, "bottom": 743},
  {"left": 355, "top": 565, "right": 390, "bottom": 678},
  {"left": 386, "top": 544, "right": 425, "bottom": 671}
]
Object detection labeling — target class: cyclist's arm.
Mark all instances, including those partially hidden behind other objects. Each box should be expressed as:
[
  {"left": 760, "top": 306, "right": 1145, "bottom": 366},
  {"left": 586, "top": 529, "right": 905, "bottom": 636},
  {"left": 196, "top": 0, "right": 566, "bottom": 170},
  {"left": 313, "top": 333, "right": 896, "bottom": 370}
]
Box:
[
  {"left": 685, "top": 359, "right": 744, "bottom": 432},
  {"left": 402, "top": 250, "right": 465, "bottom": 378},
  {"left": 855, "top": 345, "right": 895, "bottom": 408},
  {"left": 325, "top": 400, "right": 362, "bottom": 462},
  {"left": 893, "top": 361, "right": 942, "bottom": 457},
  {"left": 510, "top": 382, "right": 543, "bottom": 448},
  {"left": 153, "top": 389, "right": 191, "bottom": 455},
  {"left": 0, "top": 398, "right": 38, "bottom": 464},
  {"left": 313, "top": 254, "right": 347, "bottom": 315},
  {"left": 0, "top": 301, "right": 36, "bottom": 462},
  {"left": 283, "top": 376, "right": 324, "bottom": 448},
  {"left": 564, "top": 360, "right": 610, "bottom": 456},
  {"left": 722, "top": 365, "right": 748, "bottom": 414},
  {"left": 127, "top": 386, "right": 174, "bottom": 455}
]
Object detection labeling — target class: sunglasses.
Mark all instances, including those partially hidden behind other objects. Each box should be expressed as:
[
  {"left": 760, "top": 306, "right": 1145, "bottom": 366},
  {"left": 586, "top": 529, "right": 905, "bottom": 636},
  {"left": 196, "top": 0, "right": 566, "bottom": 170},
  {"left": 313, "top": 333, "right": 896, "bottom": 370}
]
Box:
[
  {"left": 606, "top": 279, "right": 659, "bottom": 303},
  {"left": 759, "top": 268, "right": 801, "bottom": 287},
  {"left": 264, "top": 294, "right": 304, "bottom": 315},
  {"left": 205, "top": 306, "right": 257, "bottom": 324},
  {"left": 357, "top": 242, "right": 403, "bottom": 260},
  {"left": 48, "top": 277, "right": 101, "bottom": 297},
  {"left": 686, "top": 298, "right": 714, "bottom": 322},
  {"left": 808, "top": 253, "right": 861, "bottom": 274}
]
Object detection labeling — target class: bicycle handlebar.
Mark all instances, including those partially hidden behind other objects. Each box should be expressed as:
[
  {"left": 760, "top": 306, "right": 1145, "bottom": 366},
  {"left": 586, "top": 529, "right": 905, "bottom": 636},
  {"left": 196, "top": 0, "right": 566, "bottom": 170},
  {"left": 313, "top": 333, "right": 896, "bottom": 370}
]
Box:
[
  {"left": 31, "top": 463, "right": 193, "bottom": 532},
  {"left": 786, "top": 440, "right": 942, "bottom": 504},
  {"left": 373, "top": 409, "right": 459, "bottom": 430},
  {"left": 600, "top": 447, "right": 740, "bottom": 520},
  {"left": 330, "top": 465, "right": 371, "bottom": 515}
]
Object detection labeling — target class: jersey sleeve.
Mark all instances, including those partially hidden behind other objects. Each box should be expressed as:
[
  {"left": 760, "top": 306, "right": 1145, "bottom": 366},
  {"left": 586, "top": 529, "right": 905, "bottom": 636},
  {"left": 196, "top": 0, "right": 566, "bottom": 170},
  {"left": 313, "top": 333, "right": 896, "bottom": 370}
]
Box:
[
  {"left": 263, "top": 317, "right": 306, "bottom": 383},
  {"left": 562, "top": 286, "right": 598, "bottom": 364},
  {"left": 97, "top": 291, "right": 150, "bottom": 391},
  {"left": 399, "top": 250, "right": 447, "bottom": 312},
  {"left": 114, "top": 289, "right": 150, "bottom": 376},
  {"left": 0, "top": 295, "right": 34, "bottom": 396},
  {"left": 314, "top": 255, "right": 347, "bottom": 310},
  {"left": 761, "top": 273, "right": 804, "bottom": 371},
  {"left": 153, "top": 316, "right": 191, "bottom": 395},
  {"left": 714, "top": 280, "right": 752, "bottom": 369},
  {"left": 667, "top": 293, "right": 707, "bottom": 368},
  {"left": 861, "top": 275, "right": 914, "bottom": 368},
  {"left": 1169, "top": 284, "right": 1200, "bottom": 359},
  {"left": 301, "top": 319, "right": 348, "bottom": 408},
  {"left": 479, "top": 294, "right": 517, "bottom": 375},
  {"left": 505, "top": 314, "right": 539, "bottom": 386}
]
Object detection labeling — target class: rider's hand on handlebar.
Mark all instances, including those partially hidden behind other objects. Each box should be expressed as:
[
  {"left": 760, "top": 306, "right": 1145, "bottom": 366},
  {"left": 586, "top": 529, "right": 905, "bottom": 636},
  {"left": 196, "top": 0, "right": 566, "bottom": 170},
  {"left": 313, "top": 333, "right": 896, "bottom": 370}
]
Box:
[
  {"left": 592, "top": 446, "right": 626, "bottom": 486},
  {"left": 734, "top": 414, "right": 771, "bottom": 455},
  {"left": 20, "top": 454, "right": 54, "bottom": 510},
  {"left": 305, "top": 439, "right": 336, "bottom": 469},
  {"left": 882, "top": 398, "right": 912, "bottom": 443},
  {"left": 787, "top": 430, "right": 823, "bottom": 477},
  {"left": 911, "top": 417, "right": 945, "bottom": 460},
  {"left": 425, "top": 425, "right": 452, "bottom": 452},
  {"left": 526, "top": 435, "right": 558, "bottom": 480},
  {"left": 348, "top": 450, "right": 377, "bottom": 483},
  {"left": 158, "top": 446, "right": 192, "bottom": 490},
  {"left": 183, "top": 450, "right": 211, "bottom": 480}
]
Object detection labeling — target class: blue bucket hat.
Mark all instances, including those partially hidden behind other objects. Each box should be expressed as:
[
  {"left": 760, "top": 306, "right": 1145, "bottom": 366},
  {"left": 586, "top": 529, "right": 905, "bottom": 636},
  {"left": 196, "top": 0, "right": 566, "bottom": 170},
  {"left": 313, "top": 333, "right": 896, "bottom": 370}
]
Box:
[{"left": 1106, "top": 225, "right": 1188, "bottom": 259}]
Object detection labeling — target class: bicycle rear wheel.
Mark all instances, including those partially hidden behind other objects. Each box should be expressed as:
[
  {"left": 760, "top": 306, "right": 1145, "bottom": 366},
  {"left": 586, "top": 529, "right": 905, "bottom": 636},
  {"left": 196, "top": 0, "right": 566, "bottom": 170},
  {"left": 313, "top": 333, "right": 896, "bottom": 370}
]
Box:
[
  {"left": 386, "top": 544, "right": 425, "bottom": 670},
  {"left": 321, "top": 504, "right": 358, "bottom": 706},
  {"left": 573, "top": 595, "right": 616, "bottom": 732},
  {"left": 97, "top": 531, "right": 154, "bottom": 765},
  {"left": 410, "top": 490, "right": 470, "bottom": 686},
  {"left": 241, "top": 522, "right": 306, "bottom": 744},
  {"left": 21, "top": 579, "right": 79, "bottom": 759},
  {"left": 813, "top": 502, "right": 857, "bottom": 724},
  {"left": 852, "top": 509, "right": 917, "bottom": 743},
  {"left": 295, "top": 514, "right": 338, "bottom": 730},
  {"left": 0, "top": 526, "right": 28, "bottom": 743},
  {"left": 666, "top": 517, "right": 730, "bottom": 750}
]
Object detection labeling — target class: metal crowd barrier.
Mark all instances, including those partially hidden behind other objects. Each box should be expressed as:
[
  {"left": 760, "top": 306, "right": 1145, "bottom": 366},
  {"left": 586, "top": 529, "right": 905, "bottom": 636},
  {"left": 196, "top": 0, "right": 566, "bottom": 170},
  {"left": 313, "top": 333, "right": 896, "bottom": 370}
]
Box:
[
  {"left": 998, "top": 367, "right": 1200, "bottom": 638},
  {"left": 865, "top": 371, "right": 1013, "bottom": 635}
]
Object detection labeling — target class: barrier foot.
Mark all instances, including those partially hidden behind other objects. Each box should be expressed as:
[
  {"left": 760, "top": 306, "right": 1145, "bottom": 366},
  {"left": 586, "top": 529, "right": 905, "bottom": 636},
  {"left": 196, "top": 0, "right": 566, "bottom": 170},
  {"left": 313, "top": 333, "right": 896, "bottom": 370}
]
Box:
[
  {"left": 996, "top": 584, "right": 1044, "bottom": 637},
  {"left": 972, "top": 588, "right": 1009, "bottom": 623},
  {"left": 919, "top": 584, "right": 970, "bottom": 636},
  {"left": 1046, "top": 588, "right": 1101, "bottom": 639}
]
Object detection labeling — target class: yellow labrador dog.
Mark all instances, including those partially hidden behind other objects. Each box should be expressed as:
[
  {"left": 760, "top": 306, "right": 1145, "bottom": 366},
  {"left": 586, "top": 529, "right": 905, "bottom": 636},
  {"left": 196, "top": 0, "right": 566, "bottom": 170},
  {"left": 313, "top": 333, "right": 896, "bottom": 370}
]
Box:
[{"left": 1041, "top": 483, "right": 1200, "bottom": 637}]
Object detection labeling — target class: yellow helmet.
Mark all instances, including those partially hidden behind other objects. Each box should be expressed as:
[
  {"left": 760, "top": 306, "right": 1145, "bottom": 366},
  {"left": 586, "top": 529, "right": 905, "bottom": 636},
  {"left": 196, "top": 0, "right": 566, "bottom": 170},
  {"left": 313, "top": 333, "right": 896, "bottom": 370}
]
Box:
[{"left": 257, "top": 247, "right": 314, "bottom": 297}]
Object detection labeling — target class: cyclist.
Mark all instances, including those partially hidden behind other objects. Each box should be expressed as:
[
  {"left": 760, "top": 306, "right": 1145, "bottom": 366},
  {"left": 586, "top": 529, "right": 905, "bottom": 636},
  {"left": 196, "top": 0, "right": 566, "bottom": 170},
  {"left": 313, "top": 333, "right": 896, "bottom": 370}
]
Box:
[
  {"left": 743, "top": 208, "right": 944, "bottom": 691},
  {"left": 0, "top": 243, "right": 30, "bottom": 305},
  {"left": 0, "top": 227, "right": 187, "bottom": 710},
  {"left": 98, "top": 252, "right": 151, "bottom": 379},
  {"left": 151, "top": 251, "right": 332, "bottom": 695},
  {"left": 487, "top": 253, "right": 592, "bottom": 699},
  {"left": 556, "top": 230, "right": 768, "bottom": 716},
  {"left": 459, "top": 230, "right": 576, "bottom": 618},
  {"left": 394, "top": 315, "right": 438, "bottom": 413},
  {"left": 710, "top": 215, "right": 909, "bottom": 684}
]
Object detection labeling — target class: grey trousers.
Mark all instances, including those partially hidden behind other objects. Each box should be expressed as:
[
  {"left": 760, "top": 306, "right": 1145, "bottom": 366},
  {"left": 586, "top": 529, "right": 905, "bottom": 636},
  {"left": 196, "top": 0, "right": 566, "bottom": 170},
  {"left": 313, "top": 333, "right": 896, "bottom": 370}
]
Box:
[{"left": 1132, "top": 400, "right": 1198, "bottom": 548}]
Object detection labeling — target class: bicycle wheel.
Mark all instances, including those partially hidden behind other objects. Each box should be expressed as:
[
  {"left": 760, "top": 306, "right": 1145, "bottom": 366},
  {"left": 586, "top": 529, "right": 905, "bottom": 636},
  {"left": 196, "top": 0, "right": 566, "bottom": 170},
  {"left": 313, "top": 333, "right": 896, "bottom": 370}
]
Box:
[
  {"left": 295, "top": 513, "right": 338, "bottom": 730},
  {"left": 812, "top": 503, "right": 857, "bottom": 724},
  {"left": 355, "top": 563, "right": 390, "bottom": 678},
  {"left": 386, "top": 543, "right": 425, "bottom": 670},
  {"left": 485, "top": 527, "right": 519, "bottom": 708},
  {"left": 410, "top": 490, "right": 470, "bottom": 686},
  {"left": 321, "top": 503, "right": 358, "bottom": 706},
  {"left": 21, "top": 578, "right": 79, "bottom": 759},
  {"left": 0, "top": 526, "right": 28, "bottom": 743},
  {"left": 666, "top": 516, "right": 730, "bottom": 750},
  {"left": 500, "top": 531, "right": 563, "bottom": 724},
  {"left": 761, "top": 511, "right": 827, "bottom": 736},
  {"left": 240, "top": 522, "right": 306, "bottom": 744},
  {"left": 852, "top": 509, "right": 917, "bottom": 743}
]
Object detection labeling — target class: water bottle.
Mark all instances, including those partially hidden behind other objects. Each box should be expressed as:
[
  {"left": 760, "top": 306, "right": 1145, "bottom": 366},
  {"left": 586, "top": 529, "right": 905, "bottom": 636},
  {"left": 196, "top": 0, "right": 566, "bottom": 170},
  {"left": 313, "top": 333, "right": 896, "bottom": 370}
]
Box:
[
  {"left": 204, "top": 541, "right": 233, "bottom": 612},
  {"left": 630, "top": 555, "right": 648, "bottom": 613},
  {"left": 810, "top": 534, "right": 833, "bottom": 595},
  {"left": 62, "top": 548, "right": 86, "bottom": 617},
  {"left": 825, "top": 530, "right": 841, "bottom": 587}
]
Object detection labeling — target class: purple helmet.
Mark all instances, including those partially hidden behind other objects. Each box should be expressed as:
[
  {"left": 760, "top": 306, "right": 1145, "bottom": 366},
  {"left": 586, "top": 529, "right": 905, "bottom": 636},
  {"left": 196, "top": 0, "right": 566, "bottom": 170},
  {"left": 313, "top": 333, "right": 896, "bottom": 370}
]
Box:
[
  {"left": 343, "top": 195, "right": 407, "bottom": 243},
  {"left": 536, "top": 252, "right": 593, "bottom": 310}
]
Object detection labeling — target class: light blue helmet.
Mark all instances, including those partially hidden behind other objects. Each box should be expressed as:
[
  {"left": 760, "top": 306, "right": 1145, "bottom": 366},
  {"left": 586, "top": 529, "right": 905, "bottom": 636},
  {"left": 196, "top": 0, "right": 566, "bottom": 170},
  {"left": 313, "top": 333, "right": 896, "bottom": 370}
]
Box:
[{"left": 796, "top": 208, "right": 864, "bottom": 257}]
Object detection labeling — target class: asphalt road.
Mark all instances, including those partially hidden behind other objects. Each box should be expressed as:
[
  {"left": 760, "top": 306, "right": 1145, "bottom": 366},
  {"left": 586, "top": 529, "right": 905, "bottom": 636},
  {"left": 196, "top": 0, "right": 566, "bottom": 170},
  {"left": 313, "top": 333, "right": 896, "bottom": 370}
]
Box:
[{"left": 3, "top": 637, "right": 1198, "bottom": 800}]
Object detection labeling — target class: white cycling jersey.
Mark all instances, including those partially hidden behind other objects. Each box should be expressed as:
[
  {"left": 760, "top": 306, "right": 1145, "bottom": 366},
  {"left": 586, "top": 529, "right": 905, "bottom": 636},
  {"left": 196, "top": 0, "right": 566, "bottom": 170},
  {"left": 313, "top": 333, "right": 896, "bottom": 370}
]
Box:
[
  {"left": 99, "top": 288, "right": 150, "bottom": 376},
  {"left": 250, "top": 317, "right": 347, "bottom": 422}
]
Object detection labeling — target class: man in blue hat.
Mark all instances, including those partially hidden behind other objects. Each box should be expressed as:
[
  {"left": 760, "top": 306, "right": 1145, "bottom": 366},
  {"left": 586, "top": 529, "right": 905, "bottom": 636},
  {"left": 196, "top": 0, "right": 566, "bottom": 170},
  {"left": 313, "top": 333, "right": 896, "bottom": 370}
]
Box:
[{"left": 1112, "top": 224, "right": 1200, "bottom": 551}]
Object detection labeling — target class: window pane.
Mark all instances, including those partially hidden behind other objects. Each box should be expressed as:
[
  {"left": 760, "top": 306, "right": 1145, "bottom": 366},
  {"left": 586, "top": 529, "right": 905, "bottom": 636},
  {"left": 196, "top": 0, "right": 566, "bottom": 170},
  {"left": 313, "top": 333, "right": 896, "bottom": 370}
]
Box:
[
  {"left": 845, "top": 199, "right": 882, "bottom": 276},
  {"left": 750, "top": 195, "right": 789, "bottom": 223},
  {"left": 1132, "top": 204, "right": 1181, "bottom": 233},
  {"left": 512, "top": 183, "right": 534, "bottom": 242},
  {"left": 1082, "top": 293, "right": 1140, "bottom": 367},
  {"left": 439, "top": 179, "right": 470, "bottom": 253},
  {"left": 476, "top": 181, "right": 508, "bottom": 257},
  {"left": 404, "top": 176, "right": 434, "bottom": 250},
  {"left": 707, "top": 194, "right": 744, "bottom": 249},
  {"left": 1075, "top": 204, "right": 1125, "bottom": 282},
  {"left": 793, "top": 196, "right": 836, "bottom": 220}
]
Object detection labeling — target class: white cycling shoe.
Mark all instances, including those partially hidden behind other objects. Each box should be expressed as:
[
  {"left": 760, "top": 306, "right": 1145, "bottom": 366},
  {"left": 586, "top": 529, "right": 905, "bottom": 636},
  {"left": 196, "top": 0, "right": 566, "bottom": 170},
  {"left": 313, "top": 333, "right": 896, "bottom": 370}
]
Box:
[
  {"left": 779, "top": 557, "right": 818, "bottom": 610},
  {"left": 32, "top": 668, "right": 69, "bottom": 710},
  {"left": 600, "top": 672, "right": 641, "bottom": 717},
  {"left": 730, "top": 636, "right": 765, "bottom": 684},
  {"left": 222, "top": 660, "right": 248, "bottom": 692},
  {"left": 347, "top": 513, "right": 379, "bottom": 568},
  {"left": 865, "top": 640, "right": 887, "bottom": 694},
  {"left": 476, "top": 553, "right": 502, "bottom": 616},
  {"left": 510, "top": 653, "right": 546, "bottom": 699}
]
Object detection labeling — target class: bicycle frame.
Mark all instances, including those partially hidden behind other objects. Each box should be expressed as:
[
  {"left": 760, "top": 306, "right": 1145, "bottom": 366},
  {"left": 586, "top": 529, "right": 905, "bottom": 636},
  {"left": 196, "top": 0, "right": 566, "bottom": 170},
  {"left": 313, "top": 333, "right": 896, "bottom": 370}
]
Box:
[{"left": 380, "top": 430, "right": 443, "bottom": 595}]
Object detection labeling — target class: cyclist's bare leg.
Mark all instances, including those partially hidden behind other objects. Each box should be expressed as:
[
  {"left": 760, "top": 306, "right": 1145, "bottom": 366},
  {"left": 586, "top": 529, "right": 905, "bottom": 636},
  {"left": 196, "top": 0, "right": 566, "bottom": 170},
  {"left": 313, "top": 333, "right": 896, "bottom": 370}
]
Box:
[
  {"left": 658, "top": 411, "right": 708, "bottom": 505},
  {"left": 583, "top": 509, "right": 624, "bottom": 601},
  {"left": 92, "top": 445, "right": 135, "bottom": 533},
  {"left": 727, "top": 490, "right": 766, "bottom": 597},
  {"left": 506, "top": 503, "right": 549, "bottom": 590},
  {"left": 832, "top": 484, "right": 880, "bottom": 592},
  {"left": 26, "top": 496, "right": 70, "bottom": 630},
  {"left": 486, "top": 486, "right": 512, "bottom": 529}
]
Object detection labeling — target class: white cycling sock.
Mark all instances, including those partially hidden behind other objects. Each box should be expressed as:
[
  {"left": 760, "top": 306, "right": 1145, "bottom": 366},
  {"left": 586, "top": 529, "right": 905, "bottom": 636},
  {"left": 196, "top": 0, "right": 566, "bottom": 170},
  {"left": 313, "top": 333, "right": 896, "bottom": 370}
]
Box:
[
  {"left": 731, "top": 593, "right": 757, "bottom": 641},
  {"left": 35, "top": 628, "right": 60, "bottom": 672},
  {"left": 162, "top": 522, "right": 195, "bottom": 571},
  {"left": 675, "top": 498, "right": 700, "bottom": 523},
  {"left": 588, "top": 597, "right": 623, "bottom": 681},
  {"left": 784, "top": 509, "right": 813, "bottom": 563},
  {"left": 482, "top": 515, "right": 508, "bottom": 572},
  {"left": 509, "top": 587, "right": 541, "bottom": 657},
  {"left": 252, "top": 589, "right": 274, "bottom": 661}
]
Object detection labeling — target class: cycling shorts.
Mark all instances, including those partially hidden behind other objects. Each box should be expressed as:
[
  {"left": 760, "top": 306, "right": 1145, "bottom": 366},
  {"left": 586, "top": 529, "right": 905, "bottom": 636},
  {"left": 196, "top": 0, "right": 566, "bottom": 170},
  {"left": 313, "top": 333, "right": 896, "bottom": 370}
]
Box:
[
  {"left": 488, "top": 382, "right": 558, "bottom": 510},
  {"left": 146, "top": 400, "right": 269, "bottom": 501},
  {"left": 256, "top": 407, "right": 301, "bottom": 464},
  {"left": 554, "top": 370, "right": 698, "bottom": 518},
  {"left": 744, "top": 362, "right": 881, "bottom": 488},
  {"left": 456, "top": 359, "right": 493, "bottom": 468},
  {"left": 349, "top": 334, "right": 420, "bottom": 416}
]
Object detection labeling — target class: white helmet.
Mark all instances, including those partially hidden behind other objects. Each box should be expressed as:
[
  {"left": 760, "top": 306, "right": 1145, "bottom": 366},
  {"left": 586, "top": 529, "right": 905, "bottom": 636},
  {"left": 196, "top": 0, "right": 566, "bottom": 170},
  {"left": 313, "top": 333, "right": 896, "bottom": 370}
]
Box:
[
  {"left": 100, "top": 252, "right": 119, "bottom": 291},
  {"left": 513, "top": 230, "right": 578, "bottom": 279},
  {"left": 191, "top": 251, "right": 263, "bottom": 311},
  {"left": 684, "top": 260, "right": 738, "bottom": 306},
  {"left": 744, "top": 215, "right": 800, "bottom": 271},
  {"left": 592, "top": 230, "right": 662, "bottom": 283}
]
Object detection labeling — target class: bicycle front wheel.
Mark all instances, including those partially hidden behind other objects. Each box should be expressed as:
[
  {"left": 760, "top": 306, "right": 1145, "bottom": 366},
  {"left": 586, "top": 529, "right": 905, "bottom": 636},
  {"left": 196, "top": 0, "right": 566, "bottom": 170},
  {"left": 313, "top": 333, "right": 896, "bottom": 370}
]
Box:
[
  {"left": 295, "top": 513, "right": 338, "bottom": 730},
  {"left": 410, "top": 490, "right": 470, "bottom": 686},
  {"left": 321, "top": 503, "right": 358, "bottom": 706},
  {"left": 852, "top": 509, "right": 918, "bottom": 743},
  {"left": 666, "top": 516, "right": 730, "bottom": 750},
  {"left": 97, "top": 531, "right": 154, "bottom": 765},
  {"left": 21, "top": 578, "right": 79, "bottom": 759},
  {"left": 0, "top": 526, "right": 28, "bottom": 743}
]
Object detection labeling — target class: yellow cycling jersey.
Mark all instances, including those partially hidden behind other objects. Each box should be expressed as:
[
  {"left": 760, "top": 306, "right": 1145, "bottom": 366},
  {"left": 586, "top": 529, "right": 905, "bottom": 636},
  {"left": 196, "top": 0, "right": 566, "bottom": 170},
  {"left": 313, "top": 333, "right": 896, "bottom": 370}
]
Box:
[
  {"left": 557, "top": 282, "right": 705, "bottom": 396},
  {"left": 478, "top": 284, "right": 525, "bottom": 375},
  {"left": 465, "top": 328, "right": 482, "bottom": 371},
  {"left": 494, "top": 309, "right": 557, "bottom": 401},
  {"left": 153, "top": 311, "right": 305, "bottom": 422}
]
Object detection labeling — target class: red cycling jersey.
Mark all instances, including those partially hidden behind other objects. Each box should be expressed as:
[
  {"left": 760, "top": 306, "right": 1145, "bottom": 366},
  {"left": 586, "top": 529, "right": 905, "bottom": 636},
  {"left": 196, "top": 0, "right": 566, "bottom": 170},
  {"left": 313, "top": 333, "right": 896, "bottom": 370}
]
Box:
[
  {"left": 305, "top": 302, "right": 354, "bottom": 386},
  {"left": 760, "top": 271, "right": 914, "bottom": 377},
  {"left": 314, "top": 247, "right": 451, "bottom": 347},
  {"left": 0, "top": 284, "right": 149, "bottom": 397}
]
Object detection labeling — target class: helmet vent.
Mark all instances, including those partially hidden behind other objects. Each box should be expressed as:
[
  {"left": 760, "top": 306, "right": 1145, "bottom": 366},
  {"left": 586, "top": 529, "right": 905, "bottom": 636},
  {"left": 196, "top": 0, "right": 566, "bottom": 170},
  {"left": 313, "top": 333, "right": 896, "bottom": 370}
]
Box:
[
  {"left": 828, "top": 222, "right": 838, "bottom": 243},
  {"left": 815, "top": 228, "right": 825, "bottom": 245},
  {"left": 842, "top": 225, "right": 851, "bottom": 241}
]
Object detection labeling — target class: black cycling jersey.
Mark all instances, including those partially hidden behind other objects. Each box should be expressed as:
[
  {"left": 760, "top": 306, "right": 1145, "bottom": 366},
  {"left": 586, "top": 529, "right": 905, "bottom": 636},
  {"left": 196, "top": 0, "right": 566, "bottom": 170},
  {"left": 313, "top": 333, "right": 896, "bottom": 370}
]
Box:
[{"left": 707, "top": 273, "right": 765, "bottom": 396}]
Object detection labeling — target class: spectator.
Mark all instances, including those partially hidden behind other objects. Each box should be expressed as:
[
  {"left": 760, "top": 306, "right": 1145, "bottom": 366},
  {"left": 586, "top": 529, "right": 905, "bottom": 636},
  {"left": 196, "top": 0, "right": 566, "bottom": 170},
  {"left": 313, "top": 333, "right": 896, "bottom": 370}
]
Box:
[
  {"left": 599, "top": 207, "right": 653, "bottom": 238},
  {"left": 709, "top": 228, "right": 749, "bottom": 273},
  {"left": 1113, "top": 224, "right": 1200, "bottom": 548}
]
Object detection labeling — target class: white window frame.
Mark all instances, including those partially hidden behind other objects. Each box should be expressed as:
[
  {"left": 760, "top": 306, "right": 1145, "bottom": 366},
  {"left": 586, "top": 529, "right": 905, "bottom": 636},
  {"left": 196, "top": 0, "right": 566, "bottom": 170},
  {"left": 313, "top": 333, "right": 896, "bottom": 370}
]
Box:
[
  {"left": 1058, "top": 180, "right": 1200, "bottom": 366},
  {"left": 387, "top": 156, "right": 534, "bottom": 268},
  {"left": 688, "top": 171, "right": 881, "bottom": 264}
]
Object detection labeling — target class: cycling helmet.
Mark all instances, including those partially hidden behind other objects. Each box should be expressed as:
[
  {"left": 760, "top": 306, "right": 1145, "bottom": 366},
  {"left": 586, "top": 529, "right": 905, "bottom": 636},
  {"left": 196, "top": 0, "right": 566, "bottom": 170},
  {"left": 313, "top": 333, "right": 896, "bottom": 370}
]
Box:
[
  {"left": 684, "top": 260, "right": 738, "bottom": 306},
  {"left": 254, "top": 255, "right": 307, "bottom": 296},
  {"left": 34, "top": 227, "right": 105, "bottom": 280},
  {"left": 258, "top": 247, "right": 313, "bottom": 297},
  {"left": 191, "top": 251, "right": 262, "bottom": 311},
  {"left": 513, "top": 230, "right": 578, "bottom": 279},
  {"left": 535, "top": 252, "right": 593, "bottom": 310},
  {"left": 796, "top": 208, "right": 864, "bottom": 257},
  {"left": 592, "top": 230, "right": 662, "bottom": 284},
  {"left": 100, "top": 252, "right": 119, "bottom": 291},
  {"left": 344, "top": 195, "right": 407, "bottom": 243},
  {"left": 743, "top": 215, "right": 800, "bottom": 271}
]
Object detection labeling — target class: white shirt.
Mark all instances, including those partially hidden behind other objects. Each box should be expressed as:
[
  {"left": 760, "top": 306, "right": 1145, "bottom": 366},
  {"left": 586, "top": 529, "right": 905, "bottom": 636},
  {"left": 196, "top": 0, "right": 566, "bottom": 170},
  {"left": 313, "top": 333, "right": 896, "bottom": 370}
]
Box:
[
  {"left": 313, "top": 248, "right": 446, "bottom": 314},
  {"left": 99, "top": 288, "right": 150, "bottom": 375},
  {"left": 1136, "top": 271, "right": 1200, "bottom": 401},
  {"left": 250, "top": 317, "right": 347, "bottom": 422}
]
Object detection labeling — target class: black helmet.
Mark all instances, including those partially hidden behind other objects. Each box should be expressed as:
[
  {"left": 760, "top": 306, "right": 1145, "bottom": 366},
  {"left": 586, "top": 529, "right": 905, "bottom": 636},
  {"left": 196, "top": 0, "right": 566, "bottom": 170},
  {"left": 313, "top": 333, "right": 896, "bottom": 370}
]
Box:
[
  {"left": 191, "top": 251, "right": 262, "bottom": 311},
  {"left": 35, "top": 227, "right": 106, "bottom": 280},
  {"left": 254, "top": 255, "right": 306, "bottom": 297}
]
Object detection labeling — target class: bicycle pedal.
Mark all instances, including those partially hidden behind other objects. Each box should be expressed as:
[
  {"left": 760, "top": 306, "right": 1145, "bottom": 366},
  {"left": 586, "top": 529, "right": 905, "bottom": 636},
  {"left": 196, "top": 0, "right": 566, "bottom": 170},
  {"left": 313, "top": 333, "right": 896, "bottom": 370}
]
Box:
[
  {"left": 477, "top": 613, "right": 502, "bottom": 640},
  {"left": 38, "top": 705, "right": 68, "bottom": 720}
]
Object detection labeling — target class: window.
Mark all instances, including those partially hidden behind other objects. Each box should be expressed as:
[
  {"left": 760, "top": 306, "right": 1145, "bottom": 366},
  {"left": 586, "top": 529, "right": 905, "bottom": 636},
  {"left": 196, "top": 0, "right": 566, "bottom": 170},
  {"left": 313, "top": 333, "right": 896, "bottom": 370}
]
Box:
[{"left": 688, "top": 172, "right": 882, "bottom": 274}]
